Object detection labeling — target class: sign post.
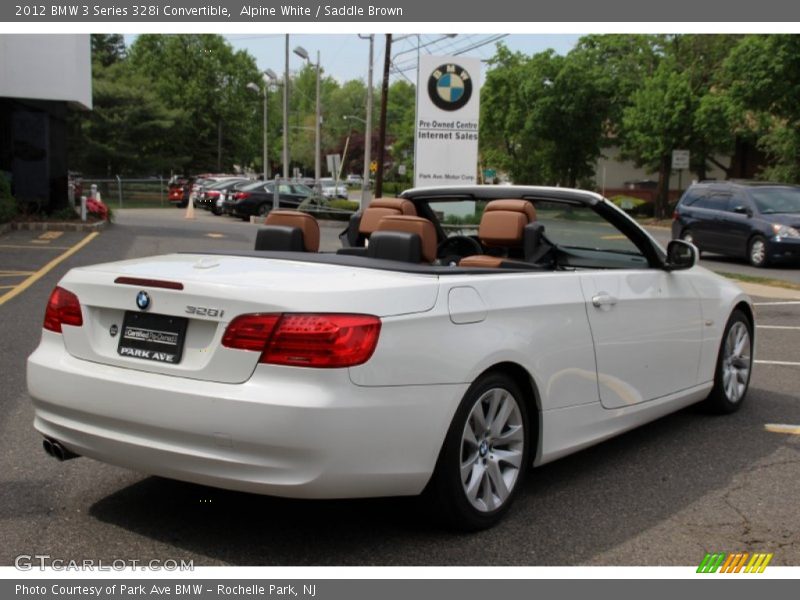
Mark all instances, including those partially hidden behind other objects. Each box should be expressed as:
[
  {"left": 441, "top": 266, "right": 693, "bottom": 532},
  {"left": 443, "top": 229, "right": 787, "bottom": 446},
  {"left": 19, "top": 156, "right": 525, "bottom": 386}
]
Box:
[
  {"left": 672, "top": 149, "right": 690, "bottom": 194},
  {"left": 414, "top": 56, "right": 481, "bottom": 189}
]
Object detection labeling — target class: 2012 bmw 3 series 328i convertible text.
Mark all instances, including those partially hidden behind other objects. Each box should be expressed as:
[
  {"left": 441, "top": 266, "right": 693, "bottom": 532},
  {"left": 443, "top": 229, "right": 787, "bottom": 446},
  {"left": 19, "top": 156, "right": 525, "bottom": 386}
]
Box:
[{"left": 27, "top": 186, "right": 754, "bottom": 530}]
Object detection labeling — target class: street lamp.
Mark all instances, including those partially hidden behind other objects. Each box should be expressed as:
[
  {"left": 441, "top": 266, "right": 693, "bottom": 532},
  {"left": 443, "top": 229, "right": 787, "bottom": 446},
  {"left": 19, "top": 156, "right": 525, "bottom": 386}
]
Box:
[
  {"left": 293, "top": 45, "right": 322, "bottom": 196},
  {"left": 247, "top": 69, "right": 278, "bottom": 183},
  {"left": 343, "top": 114, "right": 370, "bottom": 200}
]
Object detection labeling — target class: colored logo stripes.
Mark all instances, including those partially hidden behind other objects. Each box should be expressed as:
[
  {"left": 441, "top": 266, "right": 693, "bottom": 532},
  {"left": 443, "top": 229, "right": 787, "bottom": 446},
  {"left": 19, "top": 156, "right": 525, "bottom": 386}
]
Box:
[{"left": 697, "top": 552, "right": 773, "bottom": 573}]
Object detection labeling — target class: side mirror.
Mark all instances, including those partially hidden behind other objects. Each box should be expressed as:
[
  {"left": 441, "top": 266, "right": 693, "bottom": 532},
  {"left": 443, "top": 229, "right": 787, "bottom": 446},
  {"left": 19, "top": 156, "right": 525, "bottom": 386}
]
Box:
[
  {"left": 732, "top": 205, "right": 753, "bottom": 217},
  {"left": 665, "top": 239, "right": 698, "bottom": 271}
]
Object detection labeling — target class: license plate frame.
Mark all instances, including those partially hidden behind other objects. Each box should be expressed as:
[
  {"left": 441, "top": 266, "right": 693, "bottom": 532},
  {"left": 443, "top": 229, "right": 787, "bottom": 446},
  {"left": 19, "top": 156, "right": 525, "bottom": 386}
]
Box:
[{"left": 117, "top": 311, "right": 188, "bottom": 365}]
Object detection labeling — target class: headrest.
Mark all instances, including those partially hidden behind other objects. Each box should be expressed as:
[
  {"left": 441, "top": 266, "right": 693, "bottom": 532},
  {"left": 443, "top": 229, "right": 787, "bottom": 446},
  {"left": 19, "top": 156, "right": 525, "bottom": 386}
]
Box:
[
  {"left": 264, "top": 210, "right": 320, "bottom": 252},
  {"left": 358, "top": 198, "right": 417, "bottom": 235},
  {"left": 478, "top": 200, "right": 537, "bottom": 247},
  {"left": 375, "top": 215, "right": 437, "bottom": 263}
]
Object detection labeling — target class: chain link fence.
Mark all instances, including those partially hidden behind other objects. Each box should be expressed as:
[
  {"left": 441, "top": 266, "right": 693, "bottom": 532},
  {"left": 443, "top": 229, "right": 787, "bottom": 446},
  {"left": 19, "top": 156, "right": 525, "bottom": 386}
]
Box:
[{"left": 80, "top": 177, "right": 169, "bottom": 208}]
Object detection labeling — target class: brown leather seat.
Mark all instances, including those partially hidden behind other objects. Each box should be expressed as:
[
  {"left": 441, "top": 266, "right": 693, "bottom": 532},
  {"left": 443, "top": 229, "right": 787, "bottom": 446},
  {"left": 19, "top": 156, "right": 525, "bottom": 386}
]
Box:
[
  {"left": 459, "top": 200, "right": 537, "bottom": 268},
  {"left": 358, "top": 198, "right": 418, "bottom": 236},
  {"left": 257, "top": 210, "right": 320, "bottom": 252},
  {"left": 372, "top": 215, "right": 437, "bottom": 263}
]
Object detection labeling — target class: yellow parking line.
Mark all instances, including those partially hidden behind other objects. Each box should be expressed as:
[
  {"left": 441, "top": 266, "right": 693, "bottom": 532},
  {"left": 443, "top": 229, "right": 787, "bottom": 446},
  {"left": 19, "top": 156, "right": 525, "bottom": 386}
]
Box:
[
  {"left": 0, "top": 285, "right": 16, "bottom": 289},
  {"left": 0, "top": 232, "right": 99, "bottom": 307},
  {"left": 0, "top": 271, "right": 35, "bottom": 276},
  {"left": 764, "top": 424, "right": 800, "bottom": 435}
]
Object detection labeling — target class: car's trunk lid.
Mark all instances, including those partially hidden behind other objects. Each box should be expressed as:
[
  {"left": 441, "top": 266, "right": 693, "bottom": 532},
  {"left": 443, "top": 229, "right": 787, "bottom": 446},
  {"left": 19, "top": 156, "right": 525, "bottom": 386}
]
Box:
[{"left": 57, "top": 254, "right": 439, "bottom": 383}]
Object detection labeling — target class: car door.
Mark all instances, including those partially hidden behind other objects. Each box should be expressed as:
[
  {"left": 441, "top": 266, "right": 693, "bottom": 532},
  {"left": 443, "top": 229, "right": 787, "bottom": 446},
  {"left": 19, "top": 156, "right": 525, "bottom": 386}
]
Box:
[
  {"left": 580, "top": 270, "right": 704, "bottom": 408},
  {"left": 536, "top": 199, "right": 705, "bottom": 409},
  {"left": 715, "top": 191, "right": 755, "bottom": 258}
]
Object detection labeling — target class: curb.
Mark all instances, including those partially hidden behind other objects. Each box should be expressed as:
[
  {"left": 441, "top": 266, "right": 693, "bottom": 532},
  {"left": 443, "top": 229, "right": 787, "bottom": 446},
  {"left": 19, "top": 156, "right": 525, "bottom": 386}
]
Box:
[{"left": 3, "top": 220, "right": 108, "bottom": 233}]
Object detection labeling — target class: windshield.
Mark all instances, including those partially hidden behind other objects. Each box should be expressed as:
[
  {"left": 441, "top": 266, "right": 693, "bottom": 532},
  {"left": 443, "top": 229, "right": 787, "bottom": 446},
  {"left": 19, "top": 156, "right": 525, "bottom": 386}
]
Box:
[{"left": 750, "top": 187, "right": 800, "bottom": 214}]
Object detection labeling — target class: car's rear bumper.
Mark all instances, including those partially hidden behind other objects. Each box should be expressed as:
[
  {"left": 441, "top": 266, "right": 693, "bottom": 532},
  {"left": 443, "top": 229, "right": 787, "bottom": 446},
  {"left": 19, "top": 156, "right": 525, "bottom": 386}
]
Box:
[{"left": 27, "top": 332, "right": 464, "bottom": 499}]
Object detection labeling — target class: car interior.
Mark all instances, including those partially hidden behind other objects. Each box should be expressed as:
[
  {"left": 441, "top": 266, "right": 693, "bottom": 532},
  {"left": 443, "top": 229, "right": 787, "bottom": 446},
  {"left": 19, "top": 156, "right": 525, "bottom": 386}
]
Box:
[{"left": 248, "top": 195, "right": 662, "bottom": 272}]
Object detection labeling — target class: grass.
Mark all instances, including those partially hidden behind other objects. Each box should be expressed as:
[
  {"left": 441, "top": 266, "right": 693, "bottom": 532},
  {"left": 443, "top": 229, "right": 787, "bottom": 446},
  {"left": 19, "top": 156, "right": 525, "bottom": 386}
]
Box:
[{"left": 714, "top": 271, "right": 800, "bottom": 292}]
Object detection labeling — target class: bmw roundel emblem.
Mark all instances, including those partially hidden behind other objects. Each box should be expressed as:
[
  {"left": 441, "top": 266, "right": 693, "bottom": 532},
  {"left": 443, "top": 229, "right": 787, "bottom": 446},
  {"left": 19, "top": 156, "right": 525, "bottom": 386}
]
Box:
[
  {"left": 136, "top": 291, "right": 151, "bottom": 311},
  {"left": 428, "top": 63, "right": 473, "bottom": 112}
]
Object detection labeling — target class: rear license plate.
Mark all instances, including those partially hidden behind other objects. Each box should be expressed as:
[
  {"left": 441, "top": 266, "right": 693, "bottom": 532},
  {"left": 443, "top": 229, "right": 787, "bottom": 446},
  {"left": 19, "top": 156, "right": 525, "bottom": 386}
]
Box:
[{"left": 117, "top": 311, "right": 188, "bottom": 364}]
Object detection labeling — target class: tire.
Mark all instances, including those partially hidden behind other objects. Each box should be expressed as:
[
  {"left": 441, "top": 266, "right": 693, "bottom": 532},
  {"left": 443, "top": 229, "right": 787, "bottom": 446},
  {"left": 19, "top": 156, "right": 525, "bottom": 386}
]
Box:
[
  {"left": 680, "top": 228, "right": 702, "bottom": 256},
  {"left": 427, "top": 372, "right": 530, "bottom": 531},
  {"left": 748, "top": 235, "right": 769, "bottom": 268},
  {"left": 257, "top": 203, "right": 270, "bottom": 217},
  {"left": 702, "top": 309, "right": 753, "bottom": 414}
]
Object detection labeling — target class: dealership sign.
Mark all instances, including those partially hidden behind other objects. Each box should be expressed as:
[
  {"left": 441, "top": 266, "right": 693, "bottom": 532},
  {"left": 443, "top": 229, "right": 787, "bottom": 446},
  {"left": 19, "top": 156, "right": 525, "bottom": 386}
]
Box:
[{"left": 414, "top": 55, "right": 481, "bottom": 188}]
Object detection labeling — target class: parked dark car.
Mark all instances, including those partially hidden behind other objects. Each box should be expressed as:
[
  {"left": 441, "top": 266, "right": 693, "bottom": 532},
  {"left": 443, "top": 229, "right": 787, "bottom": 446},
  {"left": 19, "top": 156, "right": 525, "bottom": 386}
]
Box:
[
  {"left": 672, "top": 181, "right": 800, "bottom": 267},
  {"left": 198, "top": 178, "right": 250, "bottom": 214},
  {"left": 230, "top": 181, "right": 314, "bottom": 220}
]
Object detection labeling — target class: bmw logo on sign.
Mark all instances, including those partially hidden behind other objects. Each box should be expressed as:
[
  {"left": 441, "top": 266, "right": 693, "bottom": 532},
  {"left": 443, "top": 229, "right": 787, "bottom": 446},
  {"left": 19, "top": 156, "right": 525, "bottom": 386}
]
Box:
[
  {"left": 428, "top": 63, "right": 473, "bottom": 112},
  {"left": 136, "top": 291, "right": 151, "bottom": 311}
]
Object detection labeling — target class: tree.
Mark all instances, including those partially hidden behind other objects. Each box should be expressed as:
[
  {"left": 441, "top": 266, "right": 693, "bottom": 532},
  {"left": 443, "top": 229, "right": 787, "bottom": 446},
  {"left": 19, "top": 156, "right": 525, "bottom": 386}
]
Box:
[
  {"left": 91, "top": 34, "right": 126, "bottom": 67},
  {"left": 127, "top": 35, "right": 261, "bottom": 174},
  {"left": 721, "top": 35, "right": 800, "bottom": 182},
  {"left": 69, "top": 61, "right": 185, "bottom": 176}
]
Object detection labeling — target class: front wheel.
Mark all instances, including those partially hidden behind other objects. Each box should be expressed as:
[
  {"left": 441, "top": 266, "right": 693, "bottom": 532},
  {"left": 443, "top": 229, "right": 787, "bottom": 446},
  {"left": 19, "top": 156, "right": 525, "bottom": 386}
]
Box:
[
  {"left": 680, "top": 228, "right": 702, "bottom": 256},
  {"left": 748, "top": 235, "right": 769, "bottom": 268},
  {"left": 703, "top": 309, "right": 753, "bottom": 414},
  {"left": 428, "top": 373, "right": 530, "bottom": 530}
]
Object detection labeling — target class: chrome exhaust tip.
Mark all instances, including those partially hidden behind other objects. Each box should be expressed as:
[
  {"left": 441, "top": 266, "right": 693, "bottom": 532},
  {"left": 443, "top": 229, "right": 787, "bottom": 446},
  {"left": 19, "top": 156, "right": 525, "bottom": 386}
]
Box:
[{"left": 43, "top": 438, "right": 80, "bottom": 461}]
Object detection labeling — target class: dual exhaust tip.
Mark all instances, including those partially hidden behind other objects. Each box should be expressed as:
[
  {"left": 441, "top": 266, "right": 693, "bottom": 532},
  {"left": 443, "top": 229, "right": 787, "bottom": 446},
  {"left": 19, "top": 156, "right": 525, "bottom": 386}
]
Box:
[{"left": 42, "top": 438, "right": 80, "bottom": 461}]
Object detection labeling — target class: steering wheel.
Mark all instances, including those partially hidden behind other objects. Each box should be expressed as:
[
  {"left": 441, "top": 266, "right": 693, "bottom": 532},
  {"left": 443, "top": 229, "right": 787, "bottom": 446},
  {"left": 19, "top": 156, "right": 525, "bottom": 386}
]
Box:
[{"left": 437, "top": 235, "right": 484, "bottom": 266}]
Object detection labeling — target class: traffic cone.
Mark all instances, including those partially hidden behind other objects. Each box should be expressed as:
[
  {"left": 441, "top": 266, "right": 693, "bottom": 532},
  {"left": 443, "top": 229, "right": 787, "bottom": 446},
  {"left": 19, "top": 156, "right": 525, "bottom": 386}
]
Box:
[{"left": 184, "top": 195, "right": 196, "bottom": 220}]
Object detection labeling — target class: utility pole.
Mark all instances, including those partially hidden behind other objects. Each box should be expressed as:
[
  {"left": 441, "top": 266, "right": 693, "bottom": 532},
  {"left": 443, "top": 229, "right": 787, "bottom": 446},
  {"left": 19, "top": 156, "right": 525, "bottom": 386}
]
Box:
[
  {"left": 359, "top": 34, "right": 374, "bottom": 208},
  {"left": 314, "top": 50, "right": 321, "bottom": 195},
  {"left": 375, "top": 34, "right": 392, "bottom": 198},
  {"left": 282, "top": 34, "right": 289, "bottom": 181}
]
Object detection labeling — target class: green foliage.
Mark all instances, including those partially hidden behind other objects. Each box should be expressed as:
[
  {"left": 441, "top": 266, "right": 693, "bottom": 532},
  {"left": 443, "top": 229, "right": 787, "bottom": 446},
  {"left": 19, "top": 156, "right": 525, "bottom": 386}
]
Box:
[
  {"left": 70, "top": 60, "right": 185, "bottom": 176},
  {"left": 50, "top": 207, "right": 79, "bottom": 221},
  {"left": 721, "top": 35, "right": 800, "bottom": 183},
  {"left": 0, "top": 174, "right": 18, "bottom": 223}
]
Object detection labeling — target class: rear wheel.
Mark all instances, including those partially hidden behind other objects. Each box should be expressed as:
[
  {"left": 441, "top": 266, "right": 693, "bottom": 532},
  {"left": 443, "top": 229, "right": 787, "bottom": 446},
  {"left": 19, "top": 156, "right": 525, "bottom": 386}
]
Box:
[
  {"left": 703, "top": 309, "right": 753, "bottom": 414},
  {"left": 748, "top": 235, "right": 769, "bottom": 268},
  {"left": 257, "top": 203, "right": 270, "bottom": 217},
  {"left": 428, "top": 372, "right": 530, "bottom": 530},
  {"left": 680, "top": 228, "right": 702, "bottom": 256}
]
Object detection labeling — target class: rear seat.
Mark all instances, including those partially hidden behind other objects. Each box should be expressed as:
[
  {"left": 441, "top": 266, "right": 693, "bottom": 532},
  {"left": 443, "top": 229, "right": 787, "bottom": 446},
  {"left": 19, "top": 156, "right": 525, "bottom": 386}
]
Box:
[
  {"left": 341, "top": 198, "right": 418, "bottom": 250},
  {"left": 367, "top": 215, "right": 438, "bottom": 264},
  {"left": 254, "top": 210, "right": 320, "bottom": 252}
]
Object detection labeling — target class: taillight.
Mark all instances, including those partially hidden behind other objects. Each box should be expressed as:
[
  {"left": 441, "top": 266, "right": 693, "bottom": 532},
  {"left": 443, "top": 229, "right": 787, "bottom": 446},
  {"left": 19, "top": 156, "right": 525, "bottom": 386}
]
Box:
[
  {"left": 234, "top": 192, "right": 250, "bottom": 200},
  {"left": 43, "top": 286, "right": 83, "bottom": 333},
  {"left": 222, "top": 314, "right": 280, "bottom": 352},
  {"left": 222, "top": 313, "right": 381, "bottom": 368},
  {"left": 673, "top": 208, "right": 680, "bottom": 220}
]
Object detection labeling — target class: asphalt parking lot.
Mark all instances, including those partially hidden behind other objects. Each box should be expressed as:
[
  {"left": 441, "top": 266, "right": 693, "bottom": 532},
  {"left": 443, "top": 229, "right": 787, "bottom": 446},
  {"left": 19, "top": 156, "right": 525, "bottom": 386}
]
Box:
[{"left": 0, "top": 209, "right": 798, "bottom": 566}]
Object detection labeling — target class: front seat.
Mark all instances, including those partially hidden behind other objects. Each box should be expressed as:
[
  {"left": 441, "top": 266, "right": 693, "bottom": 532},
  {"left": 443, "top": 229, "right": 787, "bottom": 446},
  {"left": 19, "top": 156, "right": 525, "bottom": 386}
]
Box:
[
  {"left": 459, "top": 199, "right": 541, "bottom": 268},
  {"left": 254, "top": 210, "right": 320, "bottom": 252}
]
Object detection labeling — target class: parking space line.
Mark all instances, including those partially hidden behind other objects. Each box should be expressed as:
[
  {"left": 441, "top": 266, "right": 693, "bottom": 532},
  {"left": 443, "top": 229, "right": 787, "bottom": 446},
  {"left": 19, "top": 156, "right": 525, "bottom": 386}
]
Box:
[
  {"left": 0, "top": 271, "right": 34, "bottom": 276},
  {"left": 0, "top": 244, "right": 72, "bottom": 250},
  {"left": 0, "top": 285, "right": 16, "bottom": 289},
  {"left": 757, "top": 325, "right": 800, "bottom": 330},
  {"left": 0, "top": 232, "right": 99, "bottom": 307},
  {"left": 755, "top": 359, "right": 800, "bottom": 366},
  {"left": 764, "top": 424, "right": 800, "bottom": 435}
]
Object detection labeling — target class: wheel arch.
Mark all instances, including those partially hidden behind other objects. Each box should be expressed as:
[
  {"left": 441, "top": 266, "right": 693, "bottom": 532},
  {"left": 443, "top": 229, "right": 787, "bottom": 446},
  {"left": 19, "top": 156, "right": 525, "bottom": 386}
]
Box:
[
  {"left": 476, "top": 361, "right": 541, "bottom": 465},
  {"left": 733, "top": 300, "right": 755, "bottom": 335}
]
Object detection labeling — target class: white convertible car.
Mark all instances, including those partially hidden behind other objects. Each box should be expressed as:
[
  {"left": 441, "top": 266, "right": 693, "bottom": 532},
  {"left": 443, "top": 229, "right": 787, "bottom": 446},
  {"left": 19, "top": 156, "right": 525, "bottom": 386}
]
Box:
[{"left": 27, "top": 186, "right": 754, "bottom": 529}]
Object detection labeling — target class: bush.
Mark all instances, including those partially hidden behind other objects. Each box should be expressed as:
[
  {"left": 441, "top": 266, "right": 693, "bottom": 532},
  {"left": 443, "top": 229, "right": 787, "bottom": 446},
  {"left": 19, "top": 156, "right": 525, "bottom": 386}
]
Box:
[
  {"left": 609, "top": 195, "right": 654, "bottom": 218},
  {"left": 0, "top": 173, "right": 18, "bottom": 223},
  {"left": 50, "top": 207, "right": 79, "bottom": 221}
]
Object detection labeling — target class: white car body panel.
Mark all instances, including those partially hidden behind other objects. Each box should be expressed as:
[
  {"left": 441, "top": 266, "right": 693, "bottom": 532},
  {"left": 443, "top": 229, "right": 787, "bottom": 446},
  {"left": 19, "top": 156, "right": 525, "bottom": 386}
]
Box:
[{"left": 26, "top": 186, "right": 754, "bottom": 501}]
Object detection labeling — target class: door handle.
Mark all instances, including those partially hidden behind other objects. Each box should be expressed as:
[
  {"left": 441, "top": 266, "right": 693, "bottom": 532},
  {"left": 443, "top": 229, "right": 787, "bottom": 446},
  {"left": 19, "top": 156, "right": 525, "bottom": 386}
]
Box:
[{"left": 592, "top": 293, "right": 618, "bottom": 308}]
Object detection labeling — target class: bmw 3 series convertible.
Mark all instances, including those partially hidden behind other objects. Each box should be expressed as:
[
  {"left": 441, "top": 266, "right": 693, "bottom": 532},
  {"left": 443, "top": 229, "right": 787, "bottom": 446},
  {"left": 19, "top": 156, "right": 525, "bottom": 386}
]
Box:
[{"left": 27, "top": 186, "right": 754, "bottom": 530}]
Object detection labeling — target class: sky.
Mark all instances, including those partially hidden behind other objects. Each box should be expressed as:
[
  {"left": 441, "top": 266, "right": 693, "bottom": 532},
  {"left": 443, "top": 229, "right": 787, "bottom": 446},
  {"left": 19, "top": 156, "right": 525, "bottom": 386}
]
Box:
[{"left": 123, "top": 34, "right": 581, "bottom": 84}]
